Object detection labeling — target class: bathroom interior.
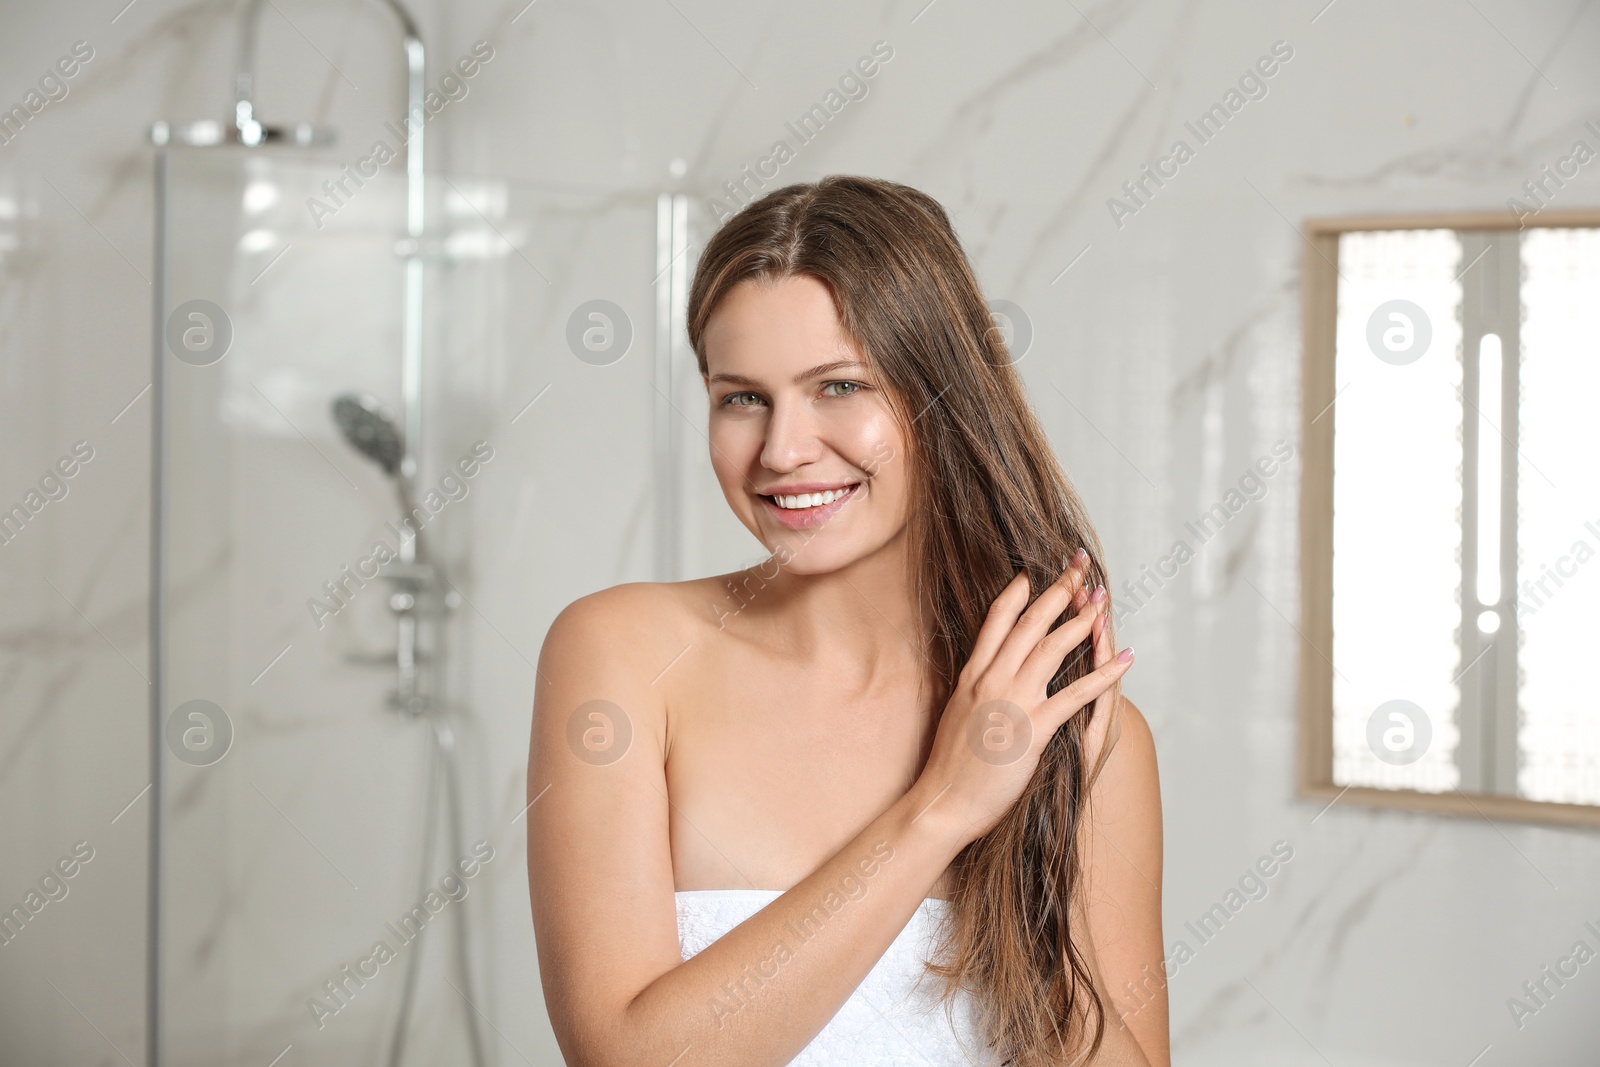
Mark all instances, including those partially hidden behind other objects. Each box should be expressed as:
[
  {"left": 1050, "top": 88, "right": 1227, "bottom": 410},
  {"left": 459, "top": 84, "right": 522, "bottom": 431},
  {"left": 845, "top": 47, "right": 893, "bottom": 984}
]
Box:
[{"left": 1, "top": 0, "right": 1597, "bottom": 1064}]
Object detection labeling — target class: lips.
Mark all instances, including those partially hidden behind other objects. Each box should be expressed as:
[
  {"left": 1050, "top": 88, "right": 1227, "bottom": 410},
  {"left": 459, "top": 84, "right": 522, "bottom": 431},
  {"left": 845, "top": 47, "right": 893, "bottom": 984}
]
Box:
[{"left": 757, "top": 482, "right": 861, "bottom": 531}]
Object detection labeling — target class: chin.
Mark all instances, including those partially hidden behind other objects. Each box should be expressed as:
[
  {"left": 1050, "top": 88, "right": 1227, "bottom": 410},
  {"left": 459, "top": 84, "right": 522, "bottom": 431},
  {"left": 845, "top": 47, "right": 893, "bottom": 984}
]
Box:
[
  {"left": 756, "top": 523, "right": 904, "bottom": 576},
  {"left": 765, "top": 542, "right": 856, "bottom": 576}
]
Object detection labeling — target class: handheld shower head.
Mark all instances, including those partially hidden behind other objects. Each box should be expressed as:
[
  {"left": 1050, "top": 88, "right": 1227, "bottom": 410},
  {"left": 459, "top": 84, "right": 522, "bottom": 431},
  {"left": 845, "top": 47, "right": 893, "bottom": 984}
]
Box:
[
  {"left": 331, "top": 391, "right": 435, "bottom": 569},
  {"left": 333, "top": 393, "right": 403, "bottom": 477}
]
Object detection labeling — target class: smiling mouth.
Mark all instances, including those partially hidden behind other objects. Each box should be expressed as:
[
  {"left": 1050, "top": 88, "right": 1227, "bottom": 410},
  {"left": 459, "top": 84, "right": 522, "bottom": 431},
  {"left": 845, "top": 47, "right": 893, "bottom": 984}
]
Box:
[
  {"left": 760, "top": 484, "right": 860, "bottom": 510},
  {"left": 757, "top": 482, "right": 862, "bottom": 528}
]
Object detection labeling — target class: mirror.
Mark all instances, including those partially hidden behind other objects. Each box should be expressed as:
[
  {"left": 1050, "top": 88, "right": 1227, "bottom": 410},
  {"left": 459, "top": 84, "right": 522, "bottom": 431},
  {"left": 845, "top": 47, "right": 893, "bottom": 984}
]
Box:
[{"left": 1299, "top": 211, "right": 1600, "bottom": 827}]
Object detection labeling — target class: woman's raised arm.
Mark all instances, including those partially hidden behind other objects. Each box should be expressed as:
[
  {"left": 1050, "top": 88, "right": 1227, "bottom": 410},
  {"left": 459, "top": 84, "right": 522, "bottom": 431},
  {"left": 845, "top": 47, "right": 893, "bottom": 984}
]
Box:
[{"left": 527, "top": 584, "right": 964, "bottom": 1067}]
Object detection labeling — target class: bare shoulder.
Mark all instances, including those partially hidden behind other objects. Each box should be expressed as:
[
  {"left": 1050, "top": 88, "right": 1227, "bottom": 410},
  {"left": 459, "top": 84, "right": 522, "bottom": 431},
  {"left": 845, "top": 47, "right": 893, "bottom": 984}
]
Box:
[
  {"left": 1109, "top": 696, "right": 1157, "bottom": 775},
  {"left": 544, "top": 575, "right": 736, "bottom": 643},
  {"left": 540, "top": 569, "right": 769, "bottom": 659},
  {"left": 538, "top": 578, "right": 718, "bottom": 672},
  {"left": 1087, "top": 695, "right": 1162, "bottom": 844},
  {"left": 533, "top": 578, "right": 731, "bottom": 729},
  {"left": 543, "top": 579, "right": 694, "bottom": 645}
]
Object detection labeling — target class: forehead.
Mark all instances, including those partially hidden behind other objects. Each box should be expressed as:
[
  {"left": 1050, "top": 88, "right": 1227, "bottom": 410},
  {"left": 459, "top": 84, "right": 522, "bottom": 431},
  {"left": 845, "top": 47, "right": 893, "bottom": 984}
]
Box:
[{"left": 702, "top": 275, "right": 867, "bottom": 377}]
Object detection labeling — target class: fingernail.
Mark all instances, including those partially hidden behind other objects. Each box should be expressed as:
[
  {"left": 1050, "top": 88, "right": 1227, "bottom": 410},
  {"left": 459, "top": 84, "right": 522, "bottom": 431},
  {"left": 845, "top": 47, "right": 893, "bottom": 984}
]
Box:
[
  {"left": 1116, "top": 647, "right": 1134, "bottom": 663},
  {"left": 1074, "top": 547, "right": 1089, "bottom": 565},
  {"left": 1092, "top": 585, "right": 1107, "bottom": 604}
]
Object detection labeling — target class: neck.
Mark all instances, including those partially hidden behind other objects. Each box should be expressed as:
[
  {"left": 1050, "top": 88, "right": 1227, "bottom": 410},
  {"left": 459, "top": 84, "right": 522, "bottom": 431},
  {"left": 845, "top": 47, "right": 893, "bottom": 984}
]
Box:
[{"left": 735, "top": 530, "right": 928, "bottom": 693}]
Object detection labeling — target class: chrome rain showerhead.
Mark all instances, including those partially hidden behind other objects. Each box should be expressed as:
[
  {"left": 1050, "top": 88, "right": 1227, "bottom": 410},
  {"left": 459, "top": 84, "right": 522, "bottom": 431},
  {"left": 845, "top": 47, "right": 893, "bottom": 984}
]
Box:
[{"left": 332, "top": 392, "right": 403, "bottom": 477}]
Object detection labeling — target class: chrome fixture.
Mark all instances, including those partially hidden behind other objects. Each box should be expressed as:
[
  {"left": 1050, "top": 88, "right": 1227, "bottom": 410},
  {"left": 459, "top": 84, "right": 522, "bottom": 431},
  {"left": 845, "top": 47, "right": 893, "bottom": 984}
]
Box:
[
  {"left": 331, "top": 391, "right": 485, "bottom": 1067},
  {"left": 330, "top": 391, "right": 443, "bottom": 703}
]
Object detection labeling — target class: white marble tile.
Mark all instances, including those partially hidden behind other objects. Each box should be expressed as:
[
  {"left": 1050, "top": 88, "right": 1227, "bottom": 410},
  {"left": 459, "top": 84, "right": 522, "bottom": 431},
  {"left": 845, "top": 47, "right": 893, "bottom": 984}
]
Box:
[{"left": 4, "top": 0, "right": 1600, "bottom": 1064}]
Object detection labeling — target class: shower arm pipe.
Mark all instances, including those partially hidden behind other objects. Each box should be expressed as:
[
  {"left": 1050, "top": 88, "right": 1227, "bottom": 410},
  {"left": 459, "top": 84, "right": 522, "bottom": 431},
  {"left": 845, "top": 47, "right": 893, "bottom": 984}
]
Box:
[
  {"left": 235, "top": 0, "right": 427, "bottom": 535},
  {"left": 235, "top": 0, "right": 426, "bottom": 193}
]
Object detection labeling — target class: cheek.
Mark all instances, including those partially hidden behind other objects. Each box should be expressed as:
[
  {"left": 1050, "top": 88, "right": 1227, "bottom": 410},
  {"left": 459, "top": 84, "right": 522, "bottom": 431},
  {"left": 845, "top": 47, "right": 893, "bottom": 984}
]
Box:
[
  {"left": 838, "top": 416, "right": 911, "bottom": 525},
  {"left": 851, "top": 412, "right": 905, "bottom": 480}
]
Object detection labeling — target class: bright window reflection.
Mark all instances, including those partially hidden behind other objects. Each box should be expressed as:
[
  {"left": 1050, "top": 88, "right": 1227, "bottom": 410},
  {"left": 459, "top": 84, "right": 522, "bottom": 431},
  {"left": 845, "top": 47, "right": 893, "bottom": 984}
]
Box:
[
  {"left": 1331, "top": 229, "right": 1463, "bottom": 793},
  {"left": 1516, "top": 228, "right": 1600, "bottom": 805},
  {"left": 1475, "top": 333, "right": 1502, "bottom": 607},
  {"left": 1328, "top": 226, "right": 1600, "bottom": 805}
]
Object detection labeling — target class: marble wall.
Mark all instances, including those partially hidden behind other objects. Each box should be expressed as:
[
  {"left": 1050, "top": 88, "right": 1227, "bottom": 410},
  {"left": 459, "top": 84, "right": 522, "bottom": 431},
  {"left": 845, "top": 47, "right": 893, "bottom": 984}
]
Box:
[{"left": 2, "top": 0, "right": 1598, "bottom": 1065}]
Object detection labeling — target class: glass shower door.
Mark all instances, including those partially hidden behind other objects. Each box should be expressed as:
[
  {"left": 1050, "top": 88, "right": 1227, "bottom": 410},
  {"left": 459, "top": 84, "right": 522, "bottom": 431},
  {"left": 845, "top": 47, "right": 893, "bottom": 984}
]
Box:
[{"left": 152, "top": 145, "right": 666, "bottom": 1066}]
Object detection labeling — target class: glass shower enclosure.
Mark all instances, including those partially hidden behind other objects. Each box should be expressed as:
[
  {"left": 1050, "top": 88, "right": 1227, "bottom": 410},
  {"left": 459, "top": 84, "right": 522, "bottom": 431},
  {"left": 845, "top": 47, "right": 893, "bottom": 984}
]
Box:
[{"left": 148, "top": 142, "right": 716, "bottom": 1064}]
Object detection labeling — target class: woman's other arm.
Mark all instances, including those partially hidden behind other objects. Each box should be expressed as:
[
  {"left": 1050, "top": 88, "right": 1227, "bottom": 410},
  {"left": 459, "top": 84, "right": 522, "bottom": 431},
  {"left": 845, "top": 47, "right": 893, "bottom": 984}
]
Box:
[{"left": 1079, "top": 694, "right": 1168, "bottom": 1066}]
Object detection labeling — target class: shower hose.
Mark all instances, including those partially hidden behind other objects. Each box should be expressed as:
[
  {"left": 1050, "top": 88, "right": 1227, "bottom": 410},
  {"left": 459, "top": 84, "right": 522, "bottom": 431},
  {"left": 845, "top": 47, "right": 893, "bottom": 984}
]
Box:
[{"left": 386, "top": 707, "right": 490, "bottom": 1067}]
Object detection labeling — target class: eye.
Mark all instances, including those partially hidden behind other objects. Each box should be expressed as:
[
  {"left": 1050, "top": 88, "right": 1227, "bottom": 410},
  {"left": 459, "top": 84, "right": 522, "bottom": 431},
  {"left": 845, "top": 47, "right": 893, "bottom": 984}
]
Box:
[
  {"left": 721, "top": 391, "right": 764, "bottom": 408},
  {"left": 822, "top": 380, "right": 864, "bottom": 398}
]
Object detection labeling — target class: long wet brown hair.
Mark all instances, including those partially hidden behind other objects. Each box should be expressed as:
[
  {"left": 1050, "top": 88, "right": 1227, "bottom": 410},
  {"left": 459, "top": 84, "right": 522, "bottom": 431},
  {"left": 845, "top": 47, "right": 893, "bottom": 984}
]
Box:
[{"left": 686, "top": 175, "right": 1117, "bottom": 1066}]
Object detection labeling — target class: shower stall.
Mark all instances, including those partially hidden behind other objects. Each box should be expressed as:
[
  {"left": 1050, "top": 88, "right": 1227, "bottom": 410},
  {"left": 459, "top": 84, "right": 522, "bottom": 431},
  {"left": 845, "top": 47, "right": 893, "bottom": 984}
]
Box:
[{"left": 143, "top": 4, "right": 734, "bottom": 1063}]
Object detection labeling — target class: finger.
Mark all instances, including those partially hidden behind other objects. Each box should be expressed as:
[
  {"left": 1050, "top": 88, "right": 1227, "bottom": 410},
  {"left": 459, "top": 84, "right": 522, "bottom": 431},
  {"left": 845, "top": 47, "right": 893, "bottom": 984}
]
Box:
[
  {"left": 1017, "top": 582, "right": 1105, "bottom": 693},
  {"left": 1016, "top": 594, "right": 1102, "bottom": 694},
  {"left": 1036, "top": 646, "right": 1134, "bottom": 733},
  {"left": 1067, "top": 550, "right": 1095, "bottom": 611},
  {"left": 1049, "top": 552, "right": 1095, "bottom": 620},
  {"left": 963, "top": 571, "right": 1033, "bottom": 680},
  {"left": 1043, "top": 549, "right": 1092, "bottom": 616},
  {"left": 1063, "top": 548, "right": 1092, "bottom": 607},
  {"left": 1092, "top": 603, "right": 1118, "bottom": 716},
  {"left": 990, "top": 554, "right": 1091, "bottom": 680},
  {"left": 1091, "top": 605, "right": 1109, "bottom": 671},
  {"left": 1083, "top": 613, "right": 1116, "bottom": 767}
]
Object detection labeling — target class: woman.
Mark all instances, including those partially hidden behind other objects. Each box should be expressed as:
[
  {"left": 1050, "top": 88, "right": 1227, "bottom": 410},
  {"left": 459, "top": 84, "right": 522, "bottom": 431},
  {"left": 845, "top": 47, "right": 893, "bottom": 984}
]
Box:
[{"left": 527, "top": 176, "right": 1166, "bottom": 1066}]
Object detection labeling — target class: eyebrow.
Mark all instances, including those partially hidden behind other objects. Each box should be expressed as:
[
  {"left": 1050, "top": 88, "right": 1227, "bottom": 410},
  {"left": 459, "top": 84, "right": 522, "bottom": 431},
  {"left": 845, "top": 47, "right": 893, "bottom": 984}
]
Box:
[{"left": 706, "top": 359, "right": 869, "bottom": 388}]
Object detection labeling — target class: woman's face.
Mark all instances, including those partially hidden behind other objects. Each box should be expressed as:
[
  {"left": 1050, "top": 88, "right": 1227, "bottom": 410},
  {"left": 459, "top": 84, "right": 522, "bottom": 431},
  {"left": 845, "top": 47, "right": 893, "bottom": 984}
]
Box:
[{"left": 702, "top": 274, "right": 910, "bottom": 575}]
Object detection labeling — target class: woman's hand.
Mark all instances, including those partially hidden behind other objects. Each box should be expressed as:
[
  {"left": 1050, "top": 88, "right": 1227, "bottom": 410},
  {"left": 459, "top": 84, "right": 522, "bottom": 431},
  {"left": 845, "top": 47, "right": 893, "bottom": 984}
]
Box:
[{"left": 908, "top": 549, "right": 1134, "bottom": 848}]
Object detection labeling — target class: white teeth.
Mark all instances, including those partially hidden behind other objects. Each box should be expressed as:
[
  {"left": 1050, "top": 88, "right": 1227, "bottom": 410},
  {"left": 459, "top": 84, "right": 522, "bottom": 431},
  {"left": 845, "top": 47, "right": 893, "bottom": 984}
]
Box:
[{"left": 770, "top": 485, "right": 854, "bottom": 510}]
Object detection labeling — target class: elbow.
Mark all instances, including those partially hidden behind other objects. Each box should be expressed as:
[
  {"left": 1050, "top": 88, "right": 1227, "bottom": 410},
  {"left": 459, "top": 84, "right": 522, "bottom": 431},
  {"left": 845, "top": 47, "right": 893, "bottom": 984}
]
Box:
[{"left": 551, "top": 1003, "right": 663, "bottom": 1067}]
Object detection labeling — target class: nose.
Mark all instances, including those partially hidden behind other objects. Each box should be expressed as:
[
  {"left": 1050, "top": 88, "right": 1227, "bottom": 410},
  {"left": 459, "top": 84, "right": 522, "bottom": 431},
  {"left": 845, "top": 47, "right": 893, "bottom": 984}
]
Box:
[{"left": 759, "top": 396, "right": 824, "bottom": 473}]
